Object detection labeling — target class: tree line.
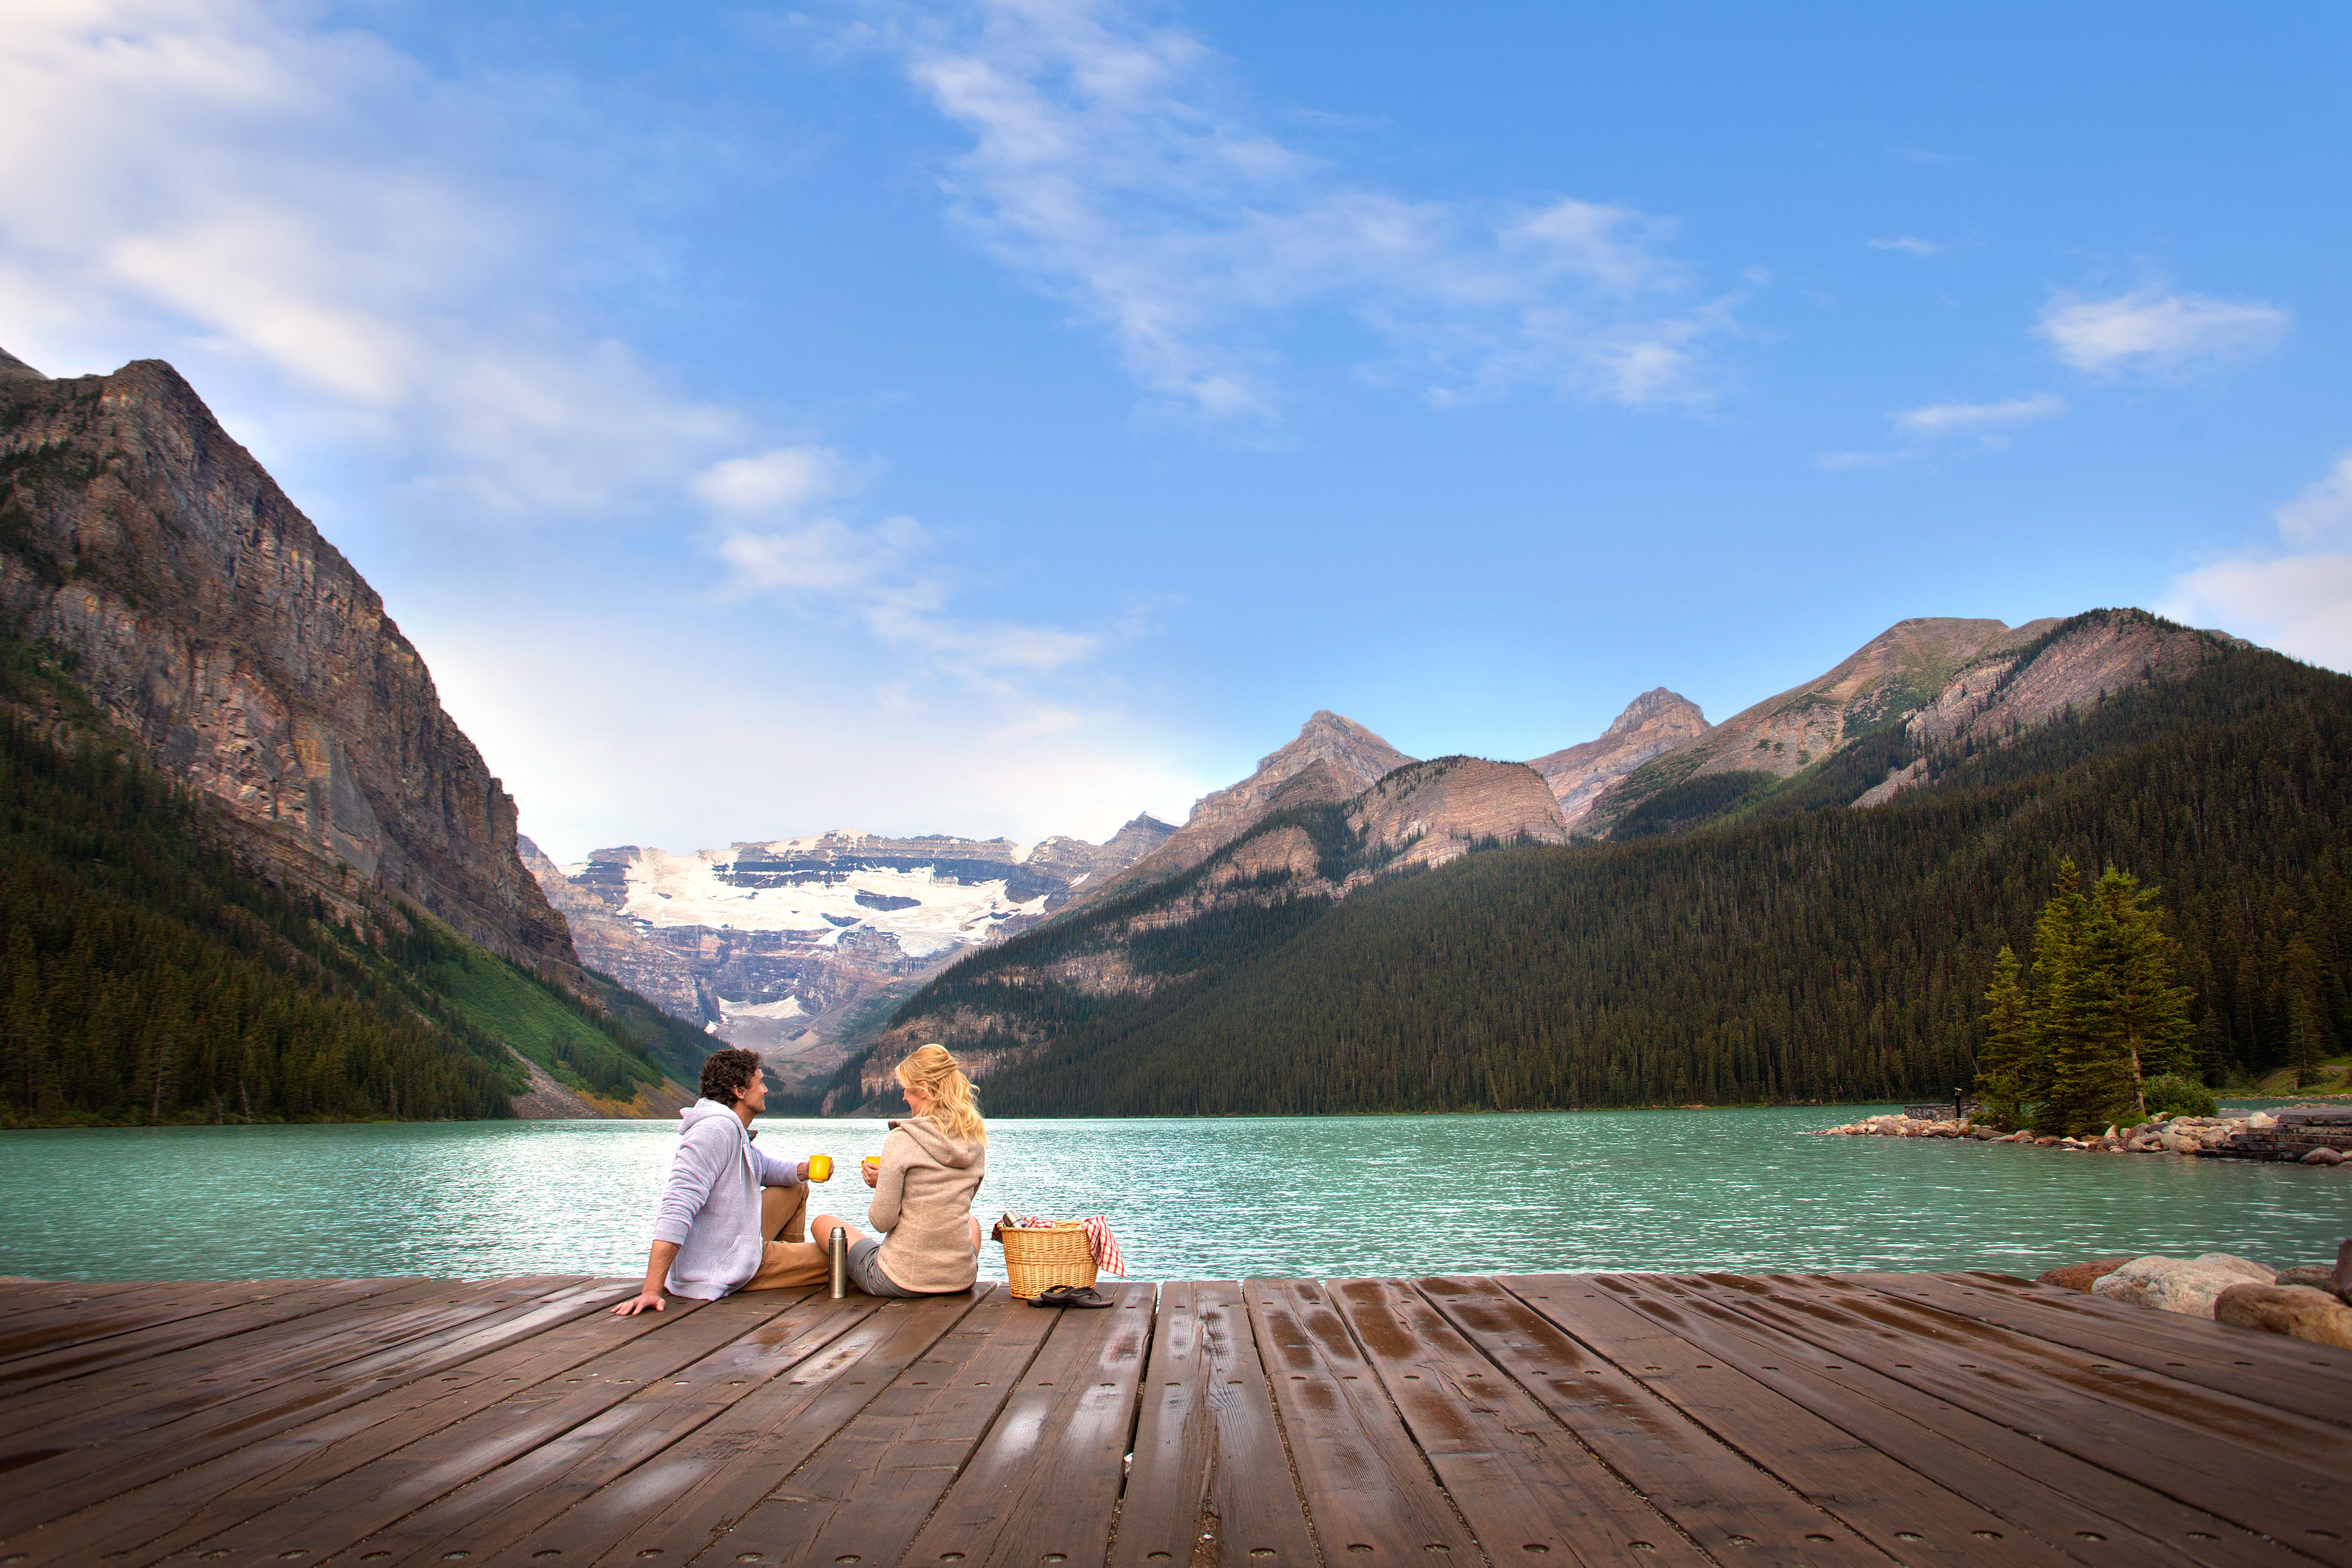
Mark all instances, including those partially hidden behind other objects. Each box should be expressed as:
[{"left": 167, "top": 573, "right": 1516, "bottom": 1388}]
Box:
[{"left": 888, "top": 639, "right": 2349, "bottom": 1116}]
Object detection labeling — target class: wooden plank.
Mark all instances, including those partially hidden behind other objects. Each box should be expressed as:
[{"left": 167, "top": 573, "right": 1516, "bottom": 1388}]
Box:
[
  {"left": 0, "top": 1280, "right": 644, "bottom": 1563},
  {"left": 1416, "top": 1276, "right": 1884, "bottom": 1568},
  {"left": 1191, "top": 1282, "right": 1318, "bottom": 1568},
  {"left": 1109, "top": 1280, "right": 1214, "bottom": 1568},
  {"left": 0, "top": 1281, "right": 149, "bottom": 1319},
  {"left": 1499, "top": 1274, "right": 2073, "bottom": 1568},
  {"left": 1246, "top": 1278, "right": 1470, "bottom": 1561},
  {"left": 702, "top": 1287, "right": 1057, "bottom": 1568},
  {"left": 340, "top": 1290, "right": 885, "bottom": 1568},
  {"left": 1852, "top": 1272, "right": 2352, "bottom": 1423},
  {"left": 897, "top": 1281, "right": 1154, "bottom": 1568},
  {"left": 0, "top": 1279, "right": 616, "bottom": 1539},
  {"left": 477, "top": 1291, "right": 983, "bottom": 1568},
  {"left": 0, "top": 1280, "right": 328, "bottom": 1368},
  {"left": 0, "top": 1278, "right": 488, "bottom": 1400},
  {"left": 0, "top": 1277, "right": 498, "bottom": 1441},
  {"left": 173, "top": 1292, "right": 812, "bottom": 1568},
  {"left": 1332, "top": 1277, "right": 1706, "bottom": 1568},
  {"left": 1607, "top": 1274, "right": 2302, "bottom": 1568},
  {"left": 1676, "top": 1273, "right": 2352, "bottom": 1566}
]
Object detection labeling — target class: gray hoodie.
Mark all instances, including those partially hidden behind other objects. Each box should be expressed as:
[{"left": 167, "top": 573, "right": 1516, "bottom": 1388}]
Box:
[
  {"left": 868, "top": 1115, "right": 986, "bottom": 1293},
  {"left": 650, "top": 1098, "right": 804, "bottom": 1299}
]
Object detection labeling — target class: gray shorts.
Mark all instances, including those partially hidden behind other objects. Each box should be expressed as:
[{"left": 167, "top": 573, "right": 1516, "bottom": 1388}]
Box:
[{"left": 846, "top": 1236, "right": 954, "bottom": 1298}]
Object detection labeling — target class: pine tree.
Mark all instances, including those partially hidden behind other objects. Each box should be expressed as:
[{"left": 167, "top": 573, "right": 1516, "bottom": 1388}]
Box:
[
  {"left": 1975, "top": 945, "right": 2032, "bottom": 1130},
  {"left": 2285, "top": 935, "right": 2326, "bottom": 1088},
  {"left": 2089, "top": 867, "right": 2195, "bottom": 1110}
]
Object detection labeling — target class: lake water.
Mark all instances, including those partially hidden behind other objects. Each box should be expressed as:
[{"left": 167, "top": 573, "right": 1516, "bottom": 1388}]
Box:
[{"left": 3, "top": 1106, "right": 2347, "bottom": 1284}]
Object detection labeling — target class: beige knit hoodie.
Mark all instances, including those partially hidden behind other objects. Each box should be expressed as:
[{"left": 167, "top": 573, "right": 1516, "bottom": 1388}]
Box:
[{"left": 867, "top": 1114, "right": 985, "bottom": 1293}]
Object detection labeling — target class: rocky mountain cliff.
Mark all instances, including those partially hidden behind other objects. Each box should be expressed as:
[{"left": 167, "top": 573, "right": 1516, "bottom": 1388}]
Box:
[
  {"left": 1071, "top": 710, "right": 1415, "bottom": 910},
  {"left": 1528, "top": 687, "right": 1710, "bottom": 830},
  {"left": 860, "top": 747, "right": 1565, "bottom": 1104},
  {"left": 0, "top": 347, "right": 577, "bottom": 978},
  {"left": 524, "top": 816, "right": 1175, "bottom": 1090}
]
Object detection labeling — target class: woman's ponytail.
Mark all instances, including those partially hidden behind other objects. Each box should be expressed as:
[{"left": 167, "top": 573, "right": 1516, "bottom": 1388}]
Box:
[{"left": 897, "top": 1043, "right": 986, "bottom": 1144}]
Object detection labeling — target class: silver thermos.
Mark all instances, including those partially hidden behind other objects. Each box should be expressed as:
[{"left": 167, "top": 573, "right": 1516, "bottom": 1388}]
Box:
[{"left": 829, "top": 1225, "right": 848, "bottom": 1299}]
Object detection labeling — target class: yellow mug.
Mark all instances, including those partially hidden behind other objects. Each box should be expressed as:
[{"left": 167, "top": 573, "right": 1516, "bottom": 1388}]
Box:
[
  {"left": 808, "top": 1154, "right": 833, "bottom": 1182},
  {"left": 861, "top": 1155, "right": 881, "bottom": 1176}
]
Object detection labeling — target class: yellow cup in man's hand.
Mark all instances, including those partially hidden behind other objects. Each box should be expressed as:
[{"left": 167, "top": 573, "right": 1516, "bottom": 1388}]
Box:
[{"left": 807, "top": 1154, "right": 832, "bottom": 1182}]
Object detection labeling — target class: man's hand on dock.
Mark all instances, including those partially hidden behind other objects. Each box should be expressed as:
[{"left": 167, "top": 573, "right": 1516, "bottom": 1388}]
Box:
[
  {"left": 614, "top": 1238, "right": 683, "bottom": 1315},
  {"left": 612, "top": 1289, "right": 666, "bottom": 1316}
]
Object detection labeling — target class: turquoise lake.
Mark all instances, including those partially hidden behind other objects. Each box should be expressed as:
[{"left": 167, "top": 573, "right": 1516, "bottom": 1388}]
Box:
[{"left": 3, "top": 1105, "right": 2347, "bottom": 1283}]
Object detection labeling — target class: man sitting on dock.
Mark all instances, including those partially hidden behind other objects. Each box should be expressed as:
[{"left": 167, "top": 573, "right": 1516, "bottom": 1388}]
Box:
[{"left": 613, "top": 1047, "right": 827, "bottom": 1315}]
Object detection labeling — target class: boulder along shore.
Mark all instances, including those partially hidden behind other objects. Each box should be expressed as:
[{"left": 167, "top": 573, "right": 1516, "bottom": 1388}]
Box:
[{"left": 1817, "top": 1105, "right": 2352, "bottom": 1164}]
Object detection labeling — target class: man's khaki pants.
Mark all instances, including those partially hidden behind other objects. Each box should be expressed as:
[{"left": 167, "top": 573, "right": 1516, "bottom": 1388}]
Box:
[{"left": 742, "top": 1183, "right": 829, "bottom": 1290}]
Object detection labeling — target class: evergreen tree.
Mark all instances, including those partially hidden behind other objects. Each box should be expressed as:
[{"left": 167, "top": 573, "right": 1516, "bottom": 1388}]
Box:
[
  {"left": 1975, "top": 945, "right": 2032, "bottom": 1130},
  {"left": 2089, "top": 867, "right": 2195, "bottom": 1110},
  {"left": 2285, "top": 935, "right": 2326, "bottom": 1088}
]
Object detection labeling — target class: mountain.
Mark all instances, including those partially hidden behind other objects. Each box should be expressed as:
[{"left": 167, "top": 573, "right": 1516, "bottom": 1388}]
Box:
[
  {"left": 521, "top": 816, "right": 1175, "bottom": 1091},
  {"left": 0, "top": 348, "right": 708, "bottom": 1123},
  {"left": 859, "top": 609, "right": 2349, "bottom": 1117},
  {"left": 0, "top": 347, "right": 574, "bottom": 977},
  {"left": 853, "top": 749, "right": 1567, "bottom": 1108},
  {"left": 1068, "top": 710, "right": 1416, "bottom": 911},
  {"left": 1528, "top": 688, "right": 1710, "bottom": 830},
  {"left": 1574, "top": 614, "right": 2121, "bottom": 838}
]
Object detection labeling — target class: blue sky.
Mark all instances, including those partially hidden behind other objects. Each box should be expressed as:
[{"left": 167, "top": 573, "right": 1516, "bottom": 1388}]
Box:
[{"left": 5, "top": 1, "right": 2347, "bottom": 859}]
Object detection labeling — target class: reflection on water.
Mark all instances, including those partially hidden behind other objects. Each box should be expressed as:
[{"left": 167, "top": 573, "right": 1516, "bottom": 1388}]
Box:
[{"left": 2, "top": 1106, "right": 2346, "bottom": 1282}]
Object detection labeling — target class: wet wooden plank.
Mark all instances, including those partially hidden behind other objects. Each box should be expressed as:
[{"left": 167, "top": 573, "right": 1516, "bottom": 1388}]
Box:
[
  {"left": 0, "top": 1281, "right": 657, "bottom": 1565},
  {"left": 341, "top": 1290, "right": 884, "bottom": 1568},
  {"left": 484, "top": 1291, "right": 983, "bottom": 1568},
  {"left": 1191, "top": 1282, "right": 1317, "bottom": 1568},
  {"left": 1332, "top": 1277, "right": 1705, "bottom": 1568},
  {"left": 0, "top": 1279, "right": 620, "bottom": 1542},
  {"left": 899, "top": 1282, "right": 1154, "bottom": 1568},
  {"left": 1110, "top": 1279, "right": 1215, "bottom": 1568},
  {"left": 1676, "top": 1273, "right": 2352, "bottom": 1567},
  {"left": 1246, "top": 1278, "right": 1470, "bottom": 1562},
  {"left": 1416, "top": 1276, "right": 1884, "bottom": 1568},
  {"left": 0, "top": 1277, "right": 503, "bottom": 1443},
  {"left": 1852, "top": 1272, "right": 2352, "bottom": 1421},
  {"left": 0, "top": 1281, "right": 150, "bottom": 1319},
  {"left": 1615, "top": 1274, "right": 2302, "bottom": 1568},
  {"left": 0, "top": 1279, "right": 356, "bottom": 1372},
  {"left": 706, "top": 1288, "right": 1058, "bottom": 1568},
  {"left": 1499, "top": 1275, "right": 2071, "bottom": 1568},
  {"left": 180, "top": 1292, "right": 811, "bottom": 1568}
]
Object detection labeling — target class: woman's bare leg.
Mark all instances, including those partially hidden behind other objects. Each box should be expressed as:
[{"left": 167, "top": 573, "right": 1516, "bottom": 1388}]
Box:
[
  {"left": 968, "top": 1215, "right": 982, "bottom": 1253},
  {"left": 812, "top": 1213, "right": 868, "bottom": 1248}
]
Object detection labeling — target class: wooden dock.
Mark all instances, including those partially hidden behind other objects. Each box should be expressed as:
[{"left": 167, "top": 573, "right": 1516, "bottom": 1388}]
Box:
[{"left": 2, "top": 1271, "right": 2347, "bottom": 1568}]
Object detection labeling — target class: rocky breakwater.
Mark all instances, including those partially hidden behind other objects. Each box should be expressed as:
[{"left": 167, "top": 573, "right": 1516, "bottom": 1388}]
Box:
[
  {"left": 2035, "top": 1238, "right": 2352, "bottom": 1351},
  {"left": 0, "top": 347, "right": 577, "bottom": 977},
  {"left": 1821, "top": 1105, "right": 2352, "bottom": 1164}
]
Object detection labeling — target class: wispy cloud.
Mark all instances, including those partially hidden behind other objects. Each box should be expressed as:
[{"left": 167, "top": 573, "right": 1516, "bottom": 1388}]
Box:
[
  {"left": 693, "top": 444, "right": 1112, "bottom": 684},
  {"left": 1892, "top": 392, "right": 2067, "bottom": 434},
  {"left": 2160, "top": 451, "right": 2352, "bottom": 672},
  {"left": 1819, "top": 391, "right": 2065, "bottom": 470},
  {"left": 2036, "top": 285, "right": 2290, "bottom": 379},
  {"left": 0, "top": 0, "right": 745, "bottom": 515},
  {"left": 858, "top": 0, "right": 1743, "bottom": 423},
  {"left": 1868, "top": 235, "right": 1945, "bottom": 256}
]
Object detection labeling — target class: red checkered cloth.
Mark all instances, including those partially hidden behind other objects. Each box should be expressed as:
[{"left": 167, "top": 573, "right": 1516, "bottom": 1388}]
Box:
[{"left": 999, "top": 1213, "right": 1126, "bottom": 1277}]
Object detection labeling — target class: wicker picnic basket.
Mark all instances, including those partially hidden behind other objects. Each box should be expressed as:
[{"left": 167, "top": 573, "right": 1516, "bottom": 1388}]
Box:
[{"left": 997, "top": 1221, "right": 1097, "bottom": 1300}]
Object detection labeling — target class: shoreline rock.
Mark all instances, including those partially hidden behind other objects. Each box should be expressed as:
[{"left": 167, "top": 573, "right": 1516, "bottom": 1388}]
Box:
[{"left": 1815, "top": 1104, "right": 2352, "bottom": 1165}]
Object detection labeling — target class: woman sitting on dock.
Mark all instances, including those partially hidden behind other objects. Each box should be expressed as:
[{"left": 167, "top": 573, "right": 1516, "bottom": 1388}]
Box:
[{"left": 814, "top": 1044, "right": 987, "bottom": 1297}]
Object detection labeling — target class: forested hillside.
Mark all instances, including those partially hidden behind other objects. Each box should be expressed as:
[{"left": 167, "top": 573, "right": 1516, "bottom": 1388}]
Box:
[
  {"left": 0, "top": 634, "right": 707, "bottom": 1126},
  {"left": 878, "top": 634, "right": 2349, "bottom": 1115}
]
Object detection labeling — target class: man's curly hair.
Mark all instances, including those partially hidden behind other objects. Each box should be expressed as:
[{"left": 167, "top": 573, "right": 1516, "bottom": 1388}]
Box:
[{"left": 699, "top": 1047, "right": 764, "bottom": 1107}]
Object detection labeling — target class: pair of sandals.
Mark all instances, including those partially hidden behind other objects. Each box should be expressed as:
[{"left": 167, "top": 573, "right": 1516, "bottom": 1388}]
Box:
[{"left": 1029, "top": 1283, "right": 1113, "bottom": 1308}]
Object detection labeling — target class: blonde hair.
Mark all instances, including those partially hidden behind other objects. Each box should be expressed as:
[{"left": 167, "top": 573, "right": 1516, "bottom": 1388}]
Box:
[{"left": 897, "top": 1043, "right": 986, "bottom": 1144}]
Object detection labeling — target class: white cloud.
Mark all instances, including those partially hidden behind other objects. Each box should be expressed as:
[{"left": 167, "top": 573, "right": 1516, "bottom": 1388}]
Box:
[
  {"left": 1819, "top": 391, "right": 2064, "bottom": 469},
  {"left": 2035, "top": 286, "right": 2290, "bottom": 379},
  {"left": 2159, "top": 450, "right": 2352, "bottom": 672},
  {"left": 865, "top": 0, "right": 1742, "bottom": 421},
  {"left": 1892, "top": 393, "right": 2066, "bottom": 434},
  {"left": 1868, "top": 236, "right": 1944, "bottom": 256},
  {"left": 0, "top": 0, "right": 742, "bottom": 515},
  {"left": 2274, "top": 453, "right": 2352, "bottom": 546}
]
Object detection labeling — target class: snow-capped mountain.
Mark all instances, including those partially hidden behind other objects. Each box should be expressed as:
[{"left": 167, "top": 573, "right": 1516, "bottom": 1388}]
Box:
[{"left": 519, "top": 818, "right": 1173, "bottom": 1088}]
